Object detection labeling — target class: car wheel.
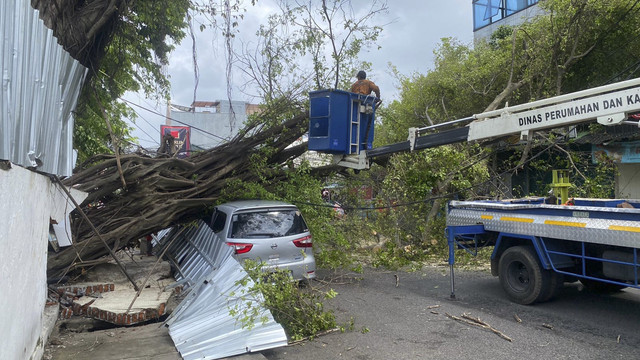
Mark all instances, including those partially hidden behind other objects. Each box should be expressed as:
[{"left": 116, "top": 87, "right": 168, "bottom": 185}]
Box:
[{"left": 499, "top": 246, "right": 550, "bottom": 305}]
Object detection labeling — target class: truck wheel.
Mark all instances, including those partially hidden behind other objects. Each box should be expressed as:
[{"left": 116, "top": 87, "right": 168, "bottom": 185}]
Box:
[
  {"left": 537, "top": 272, "right": 563, "bottom": 303},
  {"left": 499, "top": 246, "right": 549, "bottom": 305},
  {"left": 579, "top": 278, "right": 627, "bottom": 293}
]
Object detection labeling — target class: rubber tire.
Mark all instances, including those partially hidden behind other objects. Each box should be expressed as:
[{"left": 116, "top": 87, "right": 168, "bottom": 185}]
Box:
[
  {"left": 579, "top": 278, "right": 627, "bottom": 293},
  {"left": 537, "top": 271, "right": 563, "bottom": 303},
  {"left": 499, "top": 246, "right": 550, "bottom": 305}
]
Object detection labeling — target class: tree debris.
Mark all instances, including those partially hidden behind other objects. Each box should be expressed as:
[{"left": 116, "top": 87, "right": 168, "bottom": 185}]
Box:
[
  {"left": 48, "top": 109, "right": 309, "bottom": 278},
  {"left": 513, "top": 313, "right": 522, "bottom": 323},
  {"left": 445, "top": 312, "right": 513, "bottom": 342}
]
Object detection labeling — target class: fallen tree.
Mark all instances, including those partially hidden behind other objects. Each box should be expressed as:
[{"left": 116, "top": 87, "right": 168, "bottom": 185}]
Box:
[{"left": 48, "top": 108, "right": 309, "bottom": 278}]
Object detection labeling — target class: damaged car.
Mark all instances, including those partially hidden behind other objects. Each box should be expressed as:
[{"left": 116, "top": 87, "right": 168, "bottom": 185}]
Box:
[{"left": 208, "top": 200, "right": 316, "bottom": 281}]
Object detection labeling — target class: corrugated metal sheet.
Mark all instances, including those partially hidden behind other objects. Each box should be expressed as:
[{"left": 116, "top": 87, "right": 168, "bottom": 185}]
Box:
[
  {"left": 158, "top": 224, "right": 227, "bottom": 287},
  {"left": 156, "top": 222, "right": 288, "bottom": 359},
  {"left": 1, "top": 1, "right": 87, "bottom": 176}
]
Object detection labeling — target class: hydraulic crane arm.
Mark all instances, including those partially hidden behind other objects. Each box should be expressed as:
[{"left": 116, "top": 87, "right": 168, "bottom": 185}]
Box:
[{"left": 366, "top": 77, "right": 640, "bottom": 163}]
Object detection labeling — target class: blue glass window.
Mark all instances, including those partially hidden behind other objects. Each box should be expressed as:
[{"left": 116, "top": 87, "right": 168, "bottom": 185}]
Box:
[{"left": 473, "top": 0, "right": 539, "bottom": 30}]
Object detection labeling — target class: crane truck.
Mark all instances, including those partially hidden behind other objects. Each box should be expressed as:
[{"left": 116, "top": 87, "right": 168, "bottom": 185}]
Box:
[{"left": 308, "top": 78, "right": 640, "bottom": 304}]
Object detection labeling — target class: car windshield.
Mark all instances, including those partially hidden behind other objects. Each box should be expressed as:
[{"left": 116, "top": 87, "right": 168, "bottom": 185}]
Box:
[{"left": 230, "top": 209, "right": 308, "bottom": 238}]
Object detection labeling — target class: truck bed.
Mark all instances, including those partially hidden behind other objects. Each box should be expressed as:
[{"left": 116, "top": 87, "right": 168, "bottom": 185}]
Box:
[{"left": 447, "top": 198, "right": 640, "bottom": 248}]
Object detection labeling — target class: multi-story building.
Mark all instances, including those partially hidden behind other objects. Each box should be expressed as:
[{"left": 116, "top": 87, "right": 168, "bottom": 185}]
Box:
[{"left": 473, "top": 0, "right": 543, "bottom": 41}]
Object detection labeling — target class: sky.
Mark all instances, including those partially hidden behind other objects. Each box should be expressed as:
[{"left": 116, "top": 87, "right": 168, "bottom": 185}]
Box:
[{"left": 126, "top": 0, "right": 474, "bottom": 149}]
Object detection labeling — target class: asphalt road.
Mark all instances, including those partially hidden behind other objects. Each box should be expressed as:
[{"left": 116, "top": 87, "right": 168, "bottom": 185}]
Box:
[{"left": 263, "top": 266, "right": 640, "bottom": 360}]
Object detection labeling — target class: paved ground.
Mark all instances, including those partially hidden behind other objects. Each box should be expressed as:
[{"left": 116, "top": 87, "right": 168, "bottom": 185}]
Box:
[
  {"left": 44, "top": 321, "right": 266, "bottom": 360},
  {"left": 45, "top": 323, "right": 180, "bottom": 360},
  {"left": 45, "top": 265, "right": 640, "bottom": 360},
  {"left": 265, "top": 266, "right": 640, "bottom": 360}
]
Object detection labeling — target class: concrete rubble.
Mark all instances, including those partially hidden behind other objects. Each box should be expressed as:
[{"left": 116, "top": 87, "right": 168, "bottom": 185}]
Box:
[{"left": 49, "top": 253, "right": 176, "bottom": 326}]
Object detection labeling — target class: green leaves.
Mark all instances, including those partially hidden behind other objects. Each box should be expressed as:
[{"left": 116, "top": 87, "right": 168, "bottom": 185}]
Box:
[
  {"left": 231, "top": 260, "right": 337, "bottom": 341},
  {"left": 73, "top": 0, "right": 190, "bottom": 161}
]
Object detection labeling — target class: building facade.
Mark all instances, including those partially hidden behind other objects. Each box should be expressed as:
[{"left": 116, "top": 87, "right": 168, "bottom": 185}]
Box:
[
  {"left": 473, "top": 0, "right": 543, "bottom": 42},
  {"left": 167, "top": 100, "right": 261, "bottom": 150}
]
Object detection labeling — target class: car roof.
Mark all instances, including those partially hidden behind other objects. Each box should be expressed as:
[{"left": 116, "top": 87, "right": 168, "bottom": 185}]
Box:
[{"left": 216, "top": 200, "right": 298, "bottom": 212}]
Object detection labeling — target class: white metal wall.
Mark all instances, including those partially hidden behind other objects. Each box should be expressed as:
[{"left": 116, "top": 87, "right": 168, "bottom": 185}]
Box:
[
  {"left": 1, "top": 1, "right": 87, "bottom": 176},
  {"left": 157, "top": 222, "right": 288, "bottom": 359},
  {"left": 0, "top": 165, "right": 86, "bottom": 360}
]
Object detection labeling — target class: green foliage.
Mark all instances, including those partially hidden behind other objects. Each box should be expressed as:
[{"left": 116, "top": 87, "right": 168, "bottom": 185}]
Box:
[
  {"left": 74, "top": 89, "right": 138, "bottom": 162},
  {"left": 376, "top": 0, "right": 640, "bottom": 150},
  {"left": 366, "top": 0, "right": 640, "bottom": 269},
  {"left": 230, "top": 260, "right": 336, "bottom": 341},
  {"left": 375, "top": 38, "right": 513, "bottom": 145},
  {"left": 74, "top": 0, "right": 190, "bottom": 162},
  {"left": 572, "top": 151, "right": 618, "bottom": 199},
  {"left": 376, "top": 146, "right": 488, "bottom": 245},
  {"left": 323, "top": 144, "right": 489, "bottom": 270},
  {"left": 371, "top": 242, "right": 411, "bottom": 270},
  {"left": 535, "top": 0, "right": 640, "bottom": 92}
]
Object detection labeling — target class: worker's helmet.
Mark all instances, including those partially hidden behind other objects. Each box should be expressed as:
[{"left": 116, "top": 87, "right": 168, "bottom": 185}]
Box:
[{"left": 356, "top": 70, "right": 366, "bottom": 80}]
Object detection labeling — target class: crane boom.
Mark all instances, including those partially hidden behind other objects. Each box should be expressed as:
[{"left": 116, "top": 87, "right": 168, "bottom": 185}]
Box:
[{"left": 466, "top": 77, "right": 640, "bottom": 142}]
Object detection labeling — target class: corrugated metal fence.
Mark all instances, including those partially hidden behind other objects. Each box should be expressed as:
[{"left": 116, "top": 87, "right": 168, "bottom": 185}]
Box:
[
  {"left": 1, "top": 1, "right": 86, "bottom": 176},
  {"left": 156, "top": 221, "right": 288, "bottom": 359}
]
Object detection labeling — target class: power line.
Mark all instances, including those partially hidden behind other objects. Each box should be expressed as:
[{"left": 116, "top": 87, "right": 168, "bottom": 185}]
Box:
[
  {"left": 128, "top": 108, "right": 161, "bottom": 146},
  {"left": 93, "top": 68, "right": 234, "bottom": 146},
  {"left": 119, "top": 97, "right": 231, "bottom": 143}
]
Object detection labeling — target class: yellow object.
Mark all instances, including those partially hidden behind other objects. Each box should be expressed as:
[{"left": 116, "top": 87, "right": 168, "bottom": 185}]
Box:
[
  {"left": 500, "top": 216, "right": 534, "bottom": 223},
  {"left": 551, "top": 170, "right": 571, "bottom": 205}
]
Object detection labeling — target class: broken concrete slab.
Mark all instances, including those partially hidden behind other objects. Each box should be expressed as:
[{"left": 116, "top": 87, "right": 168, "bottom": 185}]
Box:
[
  {"left": 72, "top": 287, "right": 172, "bottom": 325},
  {"left": 53, "top": 254, "right": 176, "bottom": 325}
]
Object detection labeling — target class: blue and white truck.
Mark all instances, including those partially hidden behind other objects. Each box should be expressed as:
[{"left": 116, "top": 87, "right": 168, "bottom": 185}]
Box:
[
  {"left": 446, "top": 197, "right": 640, "bottom": 304},
  {"left": 441, "top": 78, "right": 640, "bottom": 304}
]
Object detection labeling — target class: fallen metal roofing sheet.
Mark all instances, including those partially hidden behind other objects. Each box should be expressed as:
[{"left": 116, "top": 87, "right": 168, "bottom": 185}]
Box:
[
  {"left": 1, "top": 1, "right": 86, "bottom": 176},
  {"left": 156, "top": 222, "right": 288, "bottom": 359}
]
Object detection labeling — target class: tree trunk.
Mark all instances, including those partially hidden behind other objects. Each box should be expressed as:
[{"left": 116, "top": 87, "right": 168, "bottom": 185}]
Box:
[
  {"left": 48, "top": 112, "right": 309, "bottom": 277},
  {"left": 31, "top": 0, "right": 122, "bottom": 67}
]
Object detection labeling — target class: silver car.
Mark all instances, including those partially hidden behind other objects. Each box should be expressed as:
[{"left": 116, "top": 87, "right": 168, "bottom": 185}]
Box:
[{"left": 209, "top": 200, "right": 316, "bottom": 281}]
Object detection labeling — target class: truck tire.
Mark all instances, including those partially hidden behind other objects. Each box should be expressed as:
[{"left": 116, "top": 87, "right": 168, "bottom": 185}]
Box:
[
  {"left": 498, "top": 246, "right": 550, "bottom": 305},
  {"left": 537, "top": 271, "right": 563, "bottom": 303}
]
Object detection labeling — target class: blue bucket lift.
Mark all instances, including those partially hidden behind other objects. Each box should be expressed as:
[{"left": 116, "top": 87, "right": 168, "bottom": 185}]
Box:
[{"left": 308, "top": 89, "right": 377, "bottom": 169}]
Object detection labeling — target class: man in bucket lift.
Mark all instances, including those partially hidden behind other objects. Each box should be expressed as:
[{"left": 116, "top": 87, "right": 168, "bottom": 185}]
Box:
[{"left": 351, "top": 70, "right": 381, "bottom": 104}]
